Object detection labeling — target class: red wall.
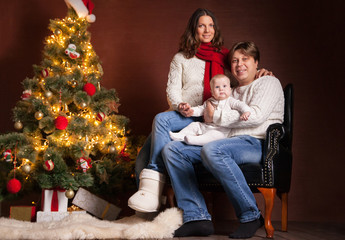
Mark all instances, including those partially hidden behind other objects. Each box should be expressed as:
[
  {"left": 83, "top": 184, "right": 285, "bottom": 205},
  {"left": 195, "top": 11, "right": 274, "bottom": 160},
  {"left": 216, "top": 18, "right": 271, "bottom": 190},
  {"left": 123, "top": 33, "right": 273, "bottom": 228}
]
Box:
[{"left": 1, "top": 0, "right": 344, "bottom": 223}]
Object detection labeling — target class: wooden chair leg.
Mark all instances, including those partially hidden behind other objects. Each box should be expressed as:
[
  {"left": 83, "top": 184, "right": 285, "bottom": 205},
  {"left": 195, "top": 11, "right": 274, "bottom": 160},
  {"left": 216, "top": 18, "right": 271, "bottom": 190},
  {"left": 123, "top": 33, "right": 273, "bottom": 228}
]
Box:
[
  {"left": 258, "top": 187, "right": 276, "bottom": 239},
  {"left": 281, "top": 192, "right": 288, "bottom": 231}
]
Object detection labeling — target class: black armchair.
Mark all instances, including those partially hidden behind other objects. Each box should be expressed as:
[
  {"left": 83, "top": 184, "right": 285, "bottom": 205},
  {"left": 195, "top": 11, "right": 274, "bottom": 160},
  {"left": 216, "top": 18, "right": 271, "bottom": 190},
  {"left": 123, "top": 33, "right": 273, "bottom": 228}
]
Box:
[{"left": 167, "top": 84, "right": 294, "bottom": 238}]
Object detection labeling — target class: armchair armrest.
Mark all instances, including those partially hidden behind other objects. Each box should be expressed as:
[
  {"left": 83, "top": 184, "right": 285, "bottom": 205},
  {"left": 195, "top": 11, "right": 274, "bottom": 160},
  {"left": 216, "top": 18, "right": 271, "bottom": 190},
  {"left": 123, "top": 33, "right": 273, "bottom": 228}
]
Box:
[{"left": 262, "top": 123, "right": 285, "bottom": 187}]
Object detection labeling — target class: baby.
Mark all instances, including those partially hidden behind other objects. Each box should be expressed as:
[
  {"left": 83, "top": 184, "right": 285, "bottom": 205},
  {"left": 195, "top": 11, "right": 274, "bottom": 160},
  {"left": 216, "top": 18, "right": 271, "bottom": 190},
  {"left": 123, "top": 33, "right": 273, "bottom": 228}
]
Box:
[{"left": 169, "top": 74, "right": 251, "bottom": 145}]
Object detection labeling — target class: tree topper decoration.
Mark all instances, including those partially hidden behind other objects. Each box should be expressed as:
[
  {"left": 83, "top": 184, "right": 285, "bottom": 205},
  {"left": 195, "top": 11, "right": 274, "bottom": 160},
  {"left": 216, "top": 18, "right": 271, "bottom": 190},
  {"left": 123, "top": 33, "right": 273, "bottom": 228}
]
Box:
[{"left": 64, "top": 0, "right": 96, "bottom": 22}]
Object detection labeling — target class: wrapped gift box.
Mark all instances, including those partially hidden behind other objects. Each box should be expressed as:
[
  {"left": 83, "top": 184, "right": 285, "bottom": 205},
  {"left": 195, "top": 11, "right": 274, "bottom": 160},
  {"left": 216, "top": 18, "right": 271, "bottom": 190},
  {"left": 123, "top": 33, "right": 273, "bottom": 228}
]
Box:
[
  {"left": 36, "top": 210, "right": 87, "bottom": 222},
  {"left": 10, "top": 206, "right": 36, "bottom": 222},
  {"left": 72, "top": 188, "right": 121, "bottom": 220},
  {"left": 41, "top": 188, "right": 68, "bottom": 212}
]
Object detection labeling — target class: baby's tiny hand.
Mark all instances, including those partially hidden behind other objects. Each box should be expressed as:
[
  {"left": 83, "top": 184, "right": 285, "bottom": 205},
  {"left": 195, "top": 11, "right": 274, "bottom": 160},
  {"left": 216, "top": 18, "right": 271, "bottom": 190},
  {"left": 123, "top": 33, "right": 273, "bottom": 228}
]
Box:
[{"left": 240, "top": 112, "right": 251, "bottom": 121}]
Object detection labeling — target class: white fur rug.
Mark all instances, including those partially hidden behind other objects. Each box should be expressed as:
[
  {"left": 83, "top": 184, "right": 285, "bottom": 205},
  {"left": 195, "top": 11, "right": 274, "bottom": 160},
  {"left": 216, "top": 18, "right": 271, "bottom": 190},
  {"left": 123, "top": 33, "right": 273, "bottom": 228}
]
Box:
[{"left": 0, "top": 208, "right": 182, "bottom": 239}]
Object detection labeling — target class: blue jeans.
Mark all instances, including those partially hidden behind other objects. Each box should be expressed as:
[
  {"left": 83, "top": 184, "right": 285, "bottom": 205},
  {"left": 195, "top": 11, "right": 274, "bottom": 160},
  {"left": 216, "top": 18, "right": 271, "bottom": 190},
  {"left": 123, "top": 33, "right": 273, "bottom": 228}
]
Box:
[
  {"left": 134, "top": 111, "right": 201, "bottom": 184},
  {"left": 162, "top": 135, "right": 263, "bottom": 223}
]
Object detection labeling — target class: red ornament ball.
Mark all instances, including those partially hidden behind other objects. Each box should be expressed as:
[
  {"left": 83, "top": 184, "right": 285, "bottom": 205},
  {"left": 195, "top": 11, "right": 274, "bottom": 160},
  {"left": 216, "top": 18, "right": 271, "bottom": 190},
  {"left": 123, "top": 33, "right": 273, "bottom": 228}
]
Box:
[
  {"left": 7, "top": 178, "right": 22, "bottom": 194},
  {"left": 43, "top": 160, "right": 54, "bottom": 171},
  {"left": 55, "top": 116, "right": 68, "bottom": 130},
  {"left": 83, "top": 83, "right": 96, "bottom": 96},
  {"left": 96, "top": 112, "right": 105, "bottom": 122},
  {"left": 41, "top": 69, "right": 49, "bottom": 78},
  {"left": 21, "top": 90, "right": 32, "bottom": 100}
]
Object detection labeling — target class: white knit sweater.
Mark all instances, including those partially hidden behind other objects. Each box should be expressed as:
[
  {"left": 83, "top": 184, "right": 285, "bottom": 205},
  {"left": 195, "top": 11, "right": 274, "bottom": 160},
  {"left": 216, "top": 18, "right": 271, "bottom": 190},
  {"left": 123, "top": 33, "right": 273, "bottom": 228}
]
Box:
[
  {"left": 213, "top": 76, "right": 284, "bottom": 139},
  {"left": 166, "top": 52, "right": 206, "bottom": 110},
  {"left": 165, "top": 53, "right": 284, "bottom": 140}
]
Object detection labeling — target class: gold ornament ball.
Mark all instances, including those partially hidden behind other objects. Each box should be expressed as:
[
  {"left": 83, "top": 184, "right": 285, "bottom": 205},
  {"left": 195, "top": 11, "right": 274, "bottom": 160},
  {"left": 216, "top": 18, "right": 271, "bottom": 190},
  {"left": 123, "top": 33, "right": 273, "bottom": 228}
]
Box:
[
  {"left": 108, "top": 145, "right": 116, "bottom": 153},
  {"left": 45, "top": 91, "right": 53, "bottom": 99},
  {"left": 71, "top": 80, "right": 78, "bottom": 88},
  {"left": 14, "top": 121, "right": 23, "bottom": 130},
  {"left": 54, "top": 29, "right": 62, "bottom": 35},
  {"left": 65, "top": 189, "right": 75, "bottom": 199},
  {"left": 22, "top": 164, "right": 31, "bottom": 173},
  {"left": 80, "top": 102, "right": 87, "bottom": 109},
  {"left": 35, "top": 111, "right": 44, "bottom": 120}
]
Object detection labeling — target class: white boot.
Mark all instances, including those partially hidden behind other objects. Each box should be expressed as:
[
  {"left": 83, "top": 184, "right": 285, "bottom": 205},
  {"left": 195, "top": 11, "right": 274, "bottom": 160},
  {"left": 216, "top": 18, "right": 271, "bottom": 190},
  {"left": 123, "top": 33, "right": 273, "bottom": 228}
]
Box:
[{"left": 128, "top": 169, "right": 165, "bottom": 212}]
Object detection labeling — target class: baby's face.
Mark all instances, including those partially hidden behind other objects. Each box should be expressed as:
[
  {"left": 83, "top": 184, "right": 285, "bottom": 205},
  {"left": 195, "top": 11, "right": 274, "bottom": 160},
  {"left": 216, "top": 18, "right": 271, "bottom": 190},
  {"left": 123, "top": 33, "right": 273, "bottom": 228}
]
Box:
[{"left": 211, "top": 77, "right": 231, "bottom": 100}]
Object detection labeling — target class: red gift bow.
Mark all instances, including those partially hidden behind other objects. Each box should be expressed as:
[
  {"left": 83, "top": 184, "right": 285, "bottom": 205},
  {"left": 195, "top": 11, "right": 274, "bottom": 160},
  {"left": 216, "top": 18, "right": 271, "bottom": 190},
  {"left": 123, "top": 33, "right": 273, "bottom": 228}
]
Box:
[{"left": 50, "top": 187, "right": 65, "bottom": 211}]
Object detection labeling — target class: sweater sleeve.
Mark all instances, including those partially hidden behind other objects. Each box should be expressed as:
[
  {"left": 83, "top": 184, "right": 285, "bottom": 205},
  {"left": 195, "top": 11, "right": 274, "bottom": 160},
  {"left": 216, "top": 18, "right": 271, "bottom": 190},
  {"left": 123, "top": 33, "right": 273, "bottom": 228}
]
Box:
[
  {"left": 191, "top": 101, "right": 207, "bottom": 117},
  {"left": 228, "top": 97, "right": 252, "bottom": 113},
  {"left": 166, "top": 53, "right": 184, "bottom": 110},
  {"left": 213, "top": 77, "right": 284, "bottom": 128}
]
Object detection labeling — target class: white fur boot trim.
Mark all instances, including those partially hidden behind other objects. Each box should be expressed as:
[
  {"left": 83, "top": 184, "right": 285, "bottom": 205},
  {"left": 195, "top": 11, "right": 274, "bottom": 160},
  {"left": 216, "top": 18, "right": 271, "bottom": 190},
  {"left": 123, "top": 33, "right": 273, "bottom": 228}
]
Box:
[{"left": 128, "top": 169, "right": 165, "bottom": 212}]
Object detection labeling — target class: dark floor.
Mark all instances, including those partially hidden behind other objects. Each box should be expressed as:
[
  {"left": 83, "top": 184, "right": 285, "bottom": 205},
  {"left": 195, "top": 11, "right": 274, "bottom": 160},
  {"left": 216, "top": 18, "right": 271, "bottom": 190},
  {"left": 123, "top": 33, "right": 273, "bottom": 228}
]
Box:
[
  {"left": 164, "top": 221, "right": 345, "bottom": 240},
  {"left": 2, "top": 195, "right": 345, "bottom": 240}
]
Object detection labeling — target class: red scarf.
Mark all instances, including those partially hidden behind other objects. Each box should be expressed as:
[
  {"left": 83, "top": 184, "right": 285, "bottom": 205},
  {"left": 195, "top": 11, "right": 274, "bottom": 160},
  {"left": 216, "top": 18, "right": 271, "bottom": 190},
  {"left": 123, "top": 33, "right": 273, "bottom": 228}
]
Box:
[{"left": 195, "top": 43, "right": 229, "bottom": 101}]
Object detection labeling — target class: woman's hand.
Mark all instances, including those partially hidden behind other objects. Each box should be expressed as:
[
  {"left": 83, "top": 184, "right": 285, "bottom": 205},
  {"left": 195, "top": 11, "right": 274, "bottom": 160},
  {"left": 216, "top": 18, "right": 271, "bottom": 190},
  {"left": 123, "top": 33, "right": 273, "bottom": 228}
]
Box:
[
  {"left": 255, "top": 68, "right": 274, "bottom": 79},
  {"left": 178, "top": 103, "right": 194, "bottom": 117},
  {"left": 204, "top": 100, "right": 215, "bottom": 123}
]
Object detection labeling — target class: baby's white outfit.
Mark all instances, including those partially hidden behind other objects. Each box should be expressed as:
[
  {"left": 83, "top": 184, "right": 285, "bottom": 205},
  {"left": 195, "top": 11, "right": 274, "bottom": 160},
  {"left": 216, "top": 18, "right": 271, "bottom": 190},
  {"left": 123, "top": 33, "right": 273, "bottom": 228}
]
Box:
[{"left": 169, "top": 96, "right": 251, "bottom": 145}]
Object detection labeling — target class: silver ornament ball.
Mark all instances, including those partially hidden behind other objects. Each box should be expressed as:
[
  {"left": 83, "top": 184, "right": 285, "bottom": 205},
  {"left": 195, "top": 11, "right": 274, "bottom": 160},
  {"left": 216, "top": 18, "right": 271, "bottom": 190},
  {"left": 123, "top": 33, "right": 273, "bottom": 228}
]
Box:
[
  {"left": 22, "top": 164, "right": 31, "bottom": 173},
  {"left": 108, "top": 145, "right": 116, "bottom": 153}
]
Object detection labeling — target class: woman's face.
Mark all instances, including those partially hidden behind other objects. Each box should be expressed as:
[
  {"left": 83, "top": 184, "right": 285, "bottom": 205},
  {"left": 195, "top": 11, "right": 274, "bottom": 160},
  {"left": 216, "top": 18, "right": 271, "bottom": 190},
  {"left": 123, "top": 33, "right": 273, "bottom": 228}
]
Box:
[
  {"left": 230, "top": 50, "right": 258, "bottom": 86},
  {"left": 196, "top": 15, "right": 215, "bottom": 43}
]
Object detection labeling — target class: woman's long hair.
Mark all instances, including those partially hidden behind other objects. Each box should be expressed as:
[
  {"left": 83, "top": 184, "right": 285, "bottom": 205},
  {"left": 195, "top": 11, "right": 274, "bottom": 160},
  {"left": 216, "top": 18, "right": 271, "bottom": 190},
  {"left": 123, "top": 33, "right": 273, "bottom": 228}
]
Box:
[{"left": 179, "top": 8, "right": 224, "bottom": 58}]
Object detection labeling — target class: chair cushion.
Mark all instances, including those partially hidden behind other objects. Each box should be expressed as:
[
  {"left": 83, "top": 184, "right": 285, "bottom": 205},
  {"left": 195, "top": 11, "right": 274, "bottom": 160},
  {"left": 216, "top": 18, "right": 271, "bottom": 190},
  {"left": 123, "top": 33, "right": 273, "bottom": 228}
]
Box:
[{"left": 240, "top": 163, "right": 264, "bottom": 185}]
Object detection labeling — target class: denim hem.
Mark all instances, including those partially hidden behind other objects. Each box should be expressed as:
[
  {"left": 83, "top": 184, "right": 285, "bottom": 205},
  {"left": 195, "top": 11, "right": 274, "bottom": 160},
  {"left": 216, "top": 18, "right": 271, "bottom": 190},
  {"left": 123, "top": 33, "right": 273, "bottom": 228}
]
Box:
[
  {"left": 182, "top": 208, "right": 212, "bottom": 223},
  {"left": 183, "top": 215, "right": 212, "bottom": 224},
  {"left": 239, "top": 211, "right": 261, "bottom": 223}
]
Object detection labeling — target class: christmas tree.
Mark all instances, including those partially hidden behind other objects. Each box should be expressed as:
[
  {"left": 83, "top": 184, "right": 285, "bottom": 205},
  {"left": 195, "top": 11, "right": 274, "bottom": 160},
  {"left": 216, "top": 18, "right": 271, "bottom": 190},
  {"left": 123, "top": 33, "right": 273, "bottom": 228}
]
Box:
[{"left": 0, "top": 1, "right": 138, "bottom": 202}]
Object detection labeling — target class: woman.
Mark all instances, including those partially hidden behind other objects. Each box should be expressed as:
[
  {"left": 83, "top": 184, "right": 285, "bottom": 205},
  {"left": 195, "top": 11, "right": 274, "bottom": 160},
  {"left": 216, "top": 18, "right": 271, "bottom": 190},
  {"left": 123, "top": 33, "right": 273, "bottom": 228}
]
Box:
[
  {"left": 162, "top": 41, "right": 284, "bottom": 238},
  {"left": 128, "top": 8, "right": 229, "bottom": 213},
  {"left": 129, "top": 9, "right": 271, "bottom": 213}
]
